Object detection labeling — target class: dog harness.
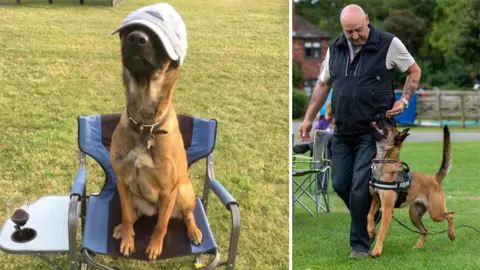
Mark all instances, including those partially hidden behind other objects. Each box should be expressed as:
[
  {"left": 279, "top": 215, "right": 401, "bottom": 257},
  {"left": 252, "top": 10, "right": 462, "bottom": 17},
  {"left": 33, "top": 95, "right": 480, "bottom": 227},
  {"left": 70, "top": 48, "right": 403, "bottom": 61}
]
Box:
[{"left": 369, "top": 159, "right": 412, "bottom": 208}]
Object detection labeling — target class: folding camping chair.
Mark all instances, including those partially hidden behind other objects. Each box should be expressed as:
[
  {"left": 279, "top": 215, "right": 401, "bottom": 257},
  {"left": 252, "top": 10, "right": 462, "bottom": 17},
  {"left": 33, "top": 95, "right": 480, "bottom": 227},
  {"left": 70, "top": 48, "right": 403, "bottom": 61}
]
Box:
[
  {"left": 0, "top": 113, "right": 240, "bottom": 270},
  {"left": 292, "top": 130, "right": 331, "bottom": 217}
]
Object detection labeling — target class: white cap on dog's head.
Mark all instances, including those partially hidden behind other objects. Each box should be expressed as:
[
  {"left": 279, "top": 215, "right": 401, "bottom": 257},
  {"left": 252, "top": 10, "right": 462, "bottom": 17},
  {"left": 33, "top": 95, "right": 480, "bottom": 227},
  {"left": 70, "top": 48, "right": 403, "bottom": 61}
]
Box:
[{"left": 111, "top": 3, "right": 187, "bottom": 65}]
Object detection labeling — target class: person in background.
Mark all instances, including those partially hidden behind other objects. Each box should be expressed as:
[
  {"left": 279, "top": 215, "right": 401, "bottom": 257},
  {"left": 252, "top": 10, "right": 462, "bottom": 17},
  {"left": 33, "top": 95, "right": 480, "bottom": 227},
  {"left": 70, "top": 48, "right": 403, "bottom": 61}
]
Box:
[
  {"left": 319, "top": 101, "right": 335, "bottom": 192},
  {"left": 315, "top": 113, "right": 331, "bottom": 131},
  {"left": 324, "top": 101, "right": 335, "bottom": 134}
]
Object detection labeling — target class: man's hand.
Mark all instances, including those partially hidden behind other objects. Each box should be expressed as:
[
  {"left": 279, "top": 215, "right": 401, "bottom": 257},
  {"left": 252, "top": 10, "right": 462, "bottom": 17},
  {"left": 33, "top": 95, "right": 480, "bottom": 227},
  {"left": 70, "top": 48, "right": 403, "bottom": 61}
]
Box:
[
  {"left": 385, "top": 100, "right": 406, "bottom": 118},
  {"left": 298, "top": 120, "right": 313, "bottom": 142},
  {"left": 299, "top": 60, "right": 332, "bottom": 141},
  {"left": 386, "top": 62, "right": 421, "bottom": 118}
]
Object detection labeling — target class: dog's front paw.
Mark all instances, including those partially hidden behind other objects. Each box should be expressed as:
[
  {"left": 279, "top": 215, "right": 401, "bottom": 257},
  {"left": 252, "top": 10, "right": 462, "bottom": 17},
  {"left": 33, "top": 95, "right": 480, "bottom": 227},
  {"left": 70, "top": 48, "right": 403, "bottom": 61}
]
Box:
[
  {"left": 119, "top": 226, "right": 135, "bottom": 256},
  {"left": 370, "top": 246, "right": 382, "bottom": 258},
  {"left": 187, "top": 226, "right": 203, "bottom": 245},
  {"left": 448, "top": 233, "right": 455, "bottom": 241},
  {"left": 145, "top": 238, "right": 163, "bottom": 261}
]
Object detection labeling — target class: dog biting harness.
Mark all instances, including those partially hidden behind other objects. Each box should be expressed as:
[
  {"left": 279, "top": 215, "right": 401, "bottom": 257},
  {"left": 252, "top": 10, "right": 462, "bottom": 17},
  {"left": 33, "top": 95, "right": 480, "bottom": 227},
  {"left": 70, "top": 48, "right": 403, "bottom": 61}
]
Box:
[{"left": 369, "top": 159, "right": 412, "bottom": 208}]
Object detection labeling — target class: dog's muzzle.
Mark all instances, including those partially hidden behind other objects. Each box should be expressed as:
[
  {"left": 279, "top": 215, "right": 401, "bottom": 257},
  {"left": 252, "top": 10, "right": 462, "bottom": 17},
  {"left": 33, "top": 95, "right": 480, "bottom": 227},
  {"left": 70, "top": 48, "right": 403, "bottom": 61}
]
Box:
[
  {"left": 126, "top": 31, "right": 149, "bottom": 48},
  {"left": 121, "top": 30, "right": 162, "bottom": 73}
]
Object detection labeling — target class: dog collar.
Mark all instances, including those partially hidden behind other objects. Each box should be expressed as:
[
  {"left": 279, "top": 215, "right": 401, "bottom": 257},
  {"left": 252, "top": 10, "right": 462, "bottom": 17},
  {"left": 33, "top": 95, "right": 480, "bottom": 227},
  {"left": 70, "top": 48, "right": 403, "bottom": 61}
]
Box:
[
  {"left": 372, "top": 159, "right": 410, "bottom": 170},
  {"left": 128, "top": 106, "right": 170, "bottom": 136}
]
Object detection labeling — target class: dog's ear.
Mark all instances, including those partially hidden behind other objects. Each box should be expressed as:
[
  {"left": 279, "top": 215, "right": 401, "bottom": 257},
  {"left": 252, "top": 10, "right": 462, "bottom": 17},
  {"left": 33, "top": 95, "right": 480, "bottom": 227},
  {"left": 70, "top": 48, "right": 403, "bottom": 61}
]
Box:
[{"left": 395, "top": 128, "right": 410, "bottom": 146}]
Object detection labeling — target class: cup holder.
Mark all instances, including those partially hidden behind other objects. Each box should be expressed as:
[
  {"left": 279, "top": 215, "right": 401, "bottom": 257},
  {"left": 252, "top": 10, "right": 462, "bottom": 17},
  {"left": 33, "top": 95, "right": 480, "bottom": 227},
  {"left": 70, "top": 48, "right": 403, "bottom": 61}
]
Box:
[
  {"left": 11, "top": 228, "right": 37, "bottom": 243},
  {"left": 7, "top": 202, "right": 37, "bottom": 243}
]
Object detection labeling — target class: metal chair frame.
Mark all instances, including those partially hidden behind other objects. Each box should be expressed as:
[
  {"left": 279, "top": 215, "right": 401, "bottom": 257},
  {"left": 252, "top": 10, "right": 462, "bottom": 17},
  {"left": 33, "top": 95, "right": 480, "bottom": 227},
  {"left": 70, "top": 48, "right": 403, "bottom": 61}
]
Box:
[{"left": 292, "top": 130, "right": 331, "bottom": 217}]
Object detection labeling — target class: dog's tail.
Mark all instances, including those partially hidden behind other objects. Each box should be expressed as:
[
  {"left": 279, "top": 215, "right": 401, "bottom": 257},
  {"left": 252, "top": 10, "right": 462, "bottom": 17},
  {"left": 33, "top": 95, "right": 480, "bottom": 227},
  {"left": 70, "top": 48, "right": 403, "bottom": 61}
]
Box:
[{"left": 435, "top": 125, "right": 452, "bottom": 183}]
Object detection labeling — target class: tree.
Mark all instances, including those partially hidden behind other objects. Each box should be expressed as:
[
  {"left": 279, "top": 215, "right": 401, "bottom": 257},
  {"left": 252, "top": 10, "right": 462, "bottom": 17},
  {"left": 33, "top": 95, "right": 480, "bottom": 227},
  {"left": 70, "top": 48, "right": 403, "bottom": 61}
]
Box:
[
  {"left": 295, "top": 0, "right": 390, "bottom": 39},
  {"left": 383, "top": 10, "right": 427, "bottom": 57},
  {"left": 454, "top": 0, "right": 480, "bottom": 71},
  {"left": 294, "top": 0, "right": 476, "bottom": 88},
  {"left": 430, "top": 0, "right": 480, "bottom": 70},
  {"left": 292, "top": 62, "right": 303, "bottom": 89}
]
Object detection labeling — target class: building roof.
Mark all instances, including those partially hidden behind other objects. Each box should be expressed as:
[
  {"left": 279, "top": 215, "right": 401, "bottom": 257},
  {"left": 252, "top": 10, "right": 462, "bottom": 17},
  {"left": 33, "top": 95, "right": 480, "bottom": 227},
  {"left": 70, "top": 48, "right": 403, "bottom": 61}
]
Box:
[{"left": 293, "top": 15, "right": 330, "bottom": 39}]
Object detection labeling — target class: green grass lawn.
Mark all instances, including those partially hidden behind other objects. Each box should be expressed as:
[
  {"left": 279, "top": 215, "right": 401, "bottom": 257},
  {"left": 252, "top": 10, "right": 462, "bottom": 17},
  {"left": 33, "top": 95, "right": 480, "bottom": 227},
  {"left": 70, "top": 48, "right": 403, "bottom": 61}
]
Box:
[
  {"left": 293, "top": 141, "right": 480, "bottom": 270},
  {"left": 0, "top": 1, "right": 289, "bottom": 269}
]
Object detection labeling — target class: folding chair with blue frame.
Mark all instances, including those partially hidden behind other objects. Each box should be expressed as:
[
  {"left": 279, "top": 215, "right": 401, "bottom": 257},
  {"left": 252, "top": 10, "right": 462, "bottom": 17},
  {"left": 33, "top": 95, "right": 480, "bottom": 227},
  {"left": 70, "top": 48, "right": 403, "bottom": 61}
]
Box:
[
  {"left": 292, "top": 130, "right": 331, "bottom": 217},
  {"left": 0, "top": 113, "right": 240, "bottom": 270}
]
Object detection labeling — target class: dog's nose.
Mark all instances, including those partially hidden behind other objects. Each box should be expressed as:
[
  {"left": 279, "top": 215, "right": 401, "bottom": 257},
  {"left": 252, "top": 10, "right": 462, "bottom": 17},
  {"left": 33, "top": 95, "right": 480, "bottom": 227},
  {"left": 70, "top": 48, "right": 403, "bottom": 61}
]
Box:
[{"left": 126, "top": 31, "right": 149, "bottom": 46}]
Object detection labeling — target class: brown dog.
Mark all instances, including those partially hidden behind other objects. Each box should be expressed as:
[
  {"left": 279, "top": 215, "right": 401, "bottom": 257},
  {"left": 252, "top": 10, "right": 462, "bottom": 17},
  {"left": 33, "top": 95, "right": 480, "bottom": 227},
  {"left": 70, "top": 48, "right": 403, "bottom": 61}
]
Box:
[
  {"left": 109, "top": 6, "right": 202, "bottom": 261},
  {"left": 367, "top": 117, "right": 454, "bottom": 257}
]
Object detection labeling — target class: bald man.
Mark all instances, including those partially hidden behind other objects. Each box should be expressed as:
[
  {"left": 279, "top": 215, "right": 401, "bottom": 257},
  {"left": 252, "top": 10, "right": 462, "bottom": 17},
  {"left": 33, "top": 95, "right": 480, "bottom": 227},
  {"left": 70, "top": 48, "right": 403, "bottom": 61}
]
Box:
[{"left": 298, "top": 4, "right": 421, "bottom": 259}]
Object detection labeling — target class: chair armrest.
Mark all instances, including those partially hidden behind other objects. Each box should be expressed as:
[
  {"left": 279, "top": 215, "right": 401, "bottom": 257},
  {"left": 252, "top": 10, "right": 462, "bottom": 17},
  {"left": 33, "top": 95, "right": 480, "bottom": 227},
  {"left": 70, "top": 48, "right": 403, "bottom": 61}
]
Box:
[
  {"left": 68, "top": 194, "right": 81, "bottom": 270},
  {"left": 71, "top": 169, "right": 87, "bottom": 198},
  {"left": 225, "top": 203, "right": 240, "bottom": 269},
  {"left": 209, "top": 179, "right": 238, "bottom": 210},
  {"left": 208, "top": 180, "right": 240, "bottom": 270}
]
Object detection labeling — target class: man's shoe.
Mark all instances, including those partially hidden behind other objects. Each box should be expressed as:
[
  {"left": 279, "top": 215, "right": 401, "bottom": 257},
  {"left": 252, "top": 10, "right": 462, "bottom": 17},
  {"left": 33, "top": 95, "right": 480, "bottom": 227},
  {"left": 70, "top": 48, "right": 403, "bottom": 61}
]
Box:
[
  {"left": 374, "top": 210, "right": 382, "bottom": 226},
  {"left": 349, "top": 251, "right": 370, "bottom": 260}
]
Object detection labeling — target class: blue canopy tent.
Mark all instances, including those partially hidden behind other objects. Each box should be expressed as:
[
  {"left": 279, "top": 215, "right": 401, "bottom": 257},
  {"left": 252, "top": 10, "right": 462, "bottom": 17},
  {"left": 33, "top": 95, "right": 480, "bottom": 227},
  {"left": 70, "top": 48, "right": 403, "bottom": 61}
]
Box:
[{"left": 394, "top": 92, "right": 417, "bottom": 125}]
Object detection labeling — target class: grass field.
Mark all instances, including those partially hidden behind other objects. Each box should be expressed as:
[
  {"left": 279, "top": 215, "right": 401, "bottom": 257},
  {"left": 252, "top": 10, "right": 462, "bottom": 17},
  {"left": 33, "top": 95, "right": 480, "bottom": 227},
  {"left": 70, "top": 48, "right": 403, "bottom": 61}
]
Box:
[
  {"left": 0, "top": 0, "right": 289, "bottom": 269},
  {"left": 293, "top": 140, "right": 480, "bottom": 270}
]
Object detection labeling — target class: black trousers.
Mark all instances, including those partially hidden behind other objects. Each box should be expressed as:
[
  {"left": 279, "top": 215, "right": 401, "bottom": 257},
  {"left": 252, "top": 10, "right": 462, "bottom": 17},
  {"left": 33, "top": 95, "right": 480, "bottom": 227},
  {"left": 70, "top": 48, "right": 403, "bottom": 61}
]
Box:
[{"left": 331, "top": 133, "right": 376, "bottom": 253}]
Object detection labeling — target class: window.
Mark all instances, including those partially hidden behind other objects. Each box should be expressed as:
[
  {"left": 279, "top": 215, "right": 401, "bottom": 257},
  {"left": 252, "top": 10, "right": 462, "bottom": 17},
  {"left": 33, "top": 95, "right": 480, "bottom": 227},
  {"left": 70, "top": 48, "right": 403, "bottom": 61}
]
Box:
[
  {"left": 304, "top": 41, "right": 321, "bottom": 59},
  {"left": 303, "top": 79, "right": 317, "bottom": 96}
]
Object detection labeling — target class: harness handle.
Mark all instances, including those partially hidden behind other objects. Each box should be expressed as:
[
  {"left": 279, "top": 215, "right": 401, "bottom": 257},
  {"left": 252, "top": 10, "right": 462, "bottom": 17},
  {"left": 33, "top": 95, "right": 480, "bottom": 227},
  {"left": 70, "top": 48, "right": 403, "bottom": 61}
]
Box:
[{"left": 370, "top": 159, "right": 412, "bottom": 208}]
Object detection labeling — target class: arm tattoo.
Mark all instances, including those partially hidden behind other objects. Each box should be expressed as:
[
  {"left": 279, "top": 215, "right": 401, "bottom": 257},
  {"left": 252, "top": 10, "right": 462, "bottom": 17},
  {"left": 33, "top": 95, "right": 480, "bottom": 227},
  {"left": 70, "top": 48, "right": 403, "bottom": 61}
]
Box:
[
  {"left": 406, "top": 86, "right": 416, "bottom": 96},
  {"left": 403, "top": 78, "right": 420, "bottom": 99},
  {"left": 309, "top": 92, "right": 317, "bottom": 105}
]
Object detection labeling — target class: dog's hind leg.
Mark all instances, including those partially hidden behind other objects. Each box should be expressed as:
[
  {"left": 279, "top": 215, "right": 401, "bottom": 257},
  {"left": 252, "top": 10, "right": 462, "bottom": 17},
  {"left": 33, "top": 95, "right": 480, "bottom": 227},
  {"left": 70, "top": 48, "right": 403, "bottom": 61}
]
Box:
[
  {"left": 427, "top": 190, "right": 455, "bottom": 241},
  {"left": 446, "top": 211, "right": 455, "bottom": 241},
  {"left": 409, "top": 201, "right": 428, "bottom": 248},
  {"left": 113, "top": 210, "right": 140, "bottom": 240},
  {"left": 113, "top": 207, "right": 140, "bottom": 239},
  {"left": 177, "top": 182, "right": 203, "bottom": 245}
]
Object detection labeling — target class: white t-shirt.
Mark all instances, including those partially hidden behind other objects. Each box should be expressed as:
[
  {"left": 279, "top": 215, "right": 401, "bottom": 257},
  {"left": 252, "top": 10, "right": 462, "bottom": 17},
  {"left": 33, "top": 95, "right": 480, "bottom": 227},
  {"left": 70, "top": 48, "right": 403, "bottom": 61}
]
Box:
[{"left": 319, "top": 37, "right": 415, "bottom": 83}]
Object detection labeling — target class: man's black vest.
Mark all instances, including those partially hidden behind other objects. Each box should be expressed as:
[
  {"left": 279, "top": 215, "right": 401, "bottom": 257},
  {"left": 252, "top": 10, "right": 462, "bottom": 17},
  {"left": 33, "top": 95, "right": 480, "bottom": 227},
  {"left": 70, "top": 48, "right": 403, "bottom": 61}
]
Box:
[{"left": 329, "top": 24, "right": 395, "bottom": 136}]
